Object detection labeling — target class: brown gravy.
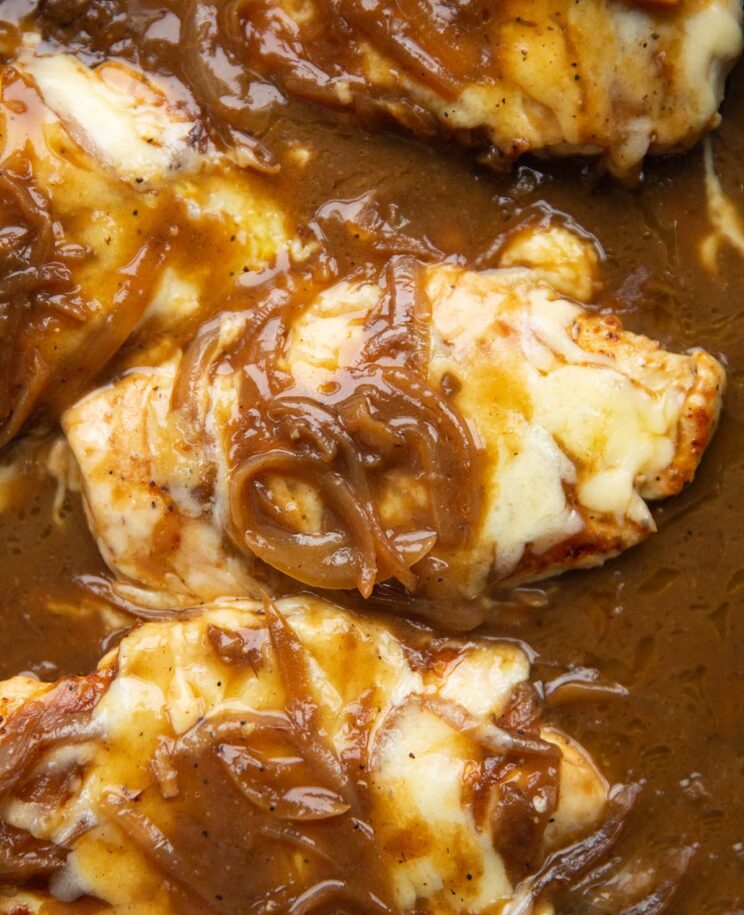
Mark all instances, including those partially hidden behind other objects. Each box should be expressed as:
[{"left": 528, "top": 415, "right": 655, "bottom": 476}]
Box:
[{"left": 0, "top": 3, "right": 743, "bottom": 911}]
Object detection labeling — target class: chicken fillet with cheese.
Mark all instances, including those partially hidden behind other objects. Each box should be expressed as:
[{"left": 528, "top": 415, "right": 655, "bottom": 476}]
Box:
[
  {"left": 0, "top": 596, "right": 625, "bottom": 914},
  {"left": 222, "top": 0, "right": 743, "bottom": 177},
  {"left": 62, "top": 242, "right": 725, "bottom": 608},
  {"left": 0, "top": 49, "right": 294, "bottom": 448}
]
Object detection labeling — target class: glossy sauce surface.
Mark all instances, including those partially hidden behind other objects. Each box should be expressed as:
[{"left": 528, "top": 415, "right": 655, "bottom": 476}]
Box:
[{"left": 0, "top": 3, "right": 743, "bottom": 912}]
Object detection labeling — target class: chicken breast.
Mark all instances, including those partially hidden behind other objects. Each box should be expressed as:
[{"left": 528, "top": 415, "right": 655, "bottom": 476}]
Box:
[
  {"left": 0, "top": 48, "right": 293, "bottom": 448},
  {"left": 62, "top": 234, "right": 724, "bottom": 608},
  {"left": 0, "top": 595, "right": 629, "bottom": 914},
  {"left": 226, "top": 0, "right": 743, "bottom": 177}
]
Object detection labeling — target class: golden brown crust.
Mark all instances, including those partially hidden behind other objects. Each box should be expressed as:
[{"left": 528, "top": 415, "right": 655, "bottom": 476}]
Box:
[
  {"left": 652, "top": 349, "right": 726, "bottom": 497},
  {"left": 574, "top": 313, "right": 726, "bottom": 499}
]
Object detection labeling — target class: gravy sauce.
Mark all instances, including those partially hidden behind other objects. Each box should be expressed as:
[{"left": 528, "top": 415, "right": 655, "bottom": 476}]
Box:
[{"left": 0, "top": 3, "right": 743, "bottom": 911}]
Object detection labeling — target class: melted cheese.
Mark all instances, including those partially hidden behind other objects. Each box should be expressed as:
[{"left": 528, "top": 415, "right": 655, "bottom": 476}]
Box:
[
  {"left": 414, "top": 0, "right": 742, "bottom": 175},
  {"left": 0, "top": 48, "right": 294, "bottom": 447},
  {"left": 427, "top": 265, "right": 723, "bottom": 590},
  {"left": 266, "top": 0, "right": 743, "bottom": 176},
  {"left": 286, "top": 279, "right": 381, "bottom": 389},
  {"left": 62, "top": 239, "right": 724, "bottom": 601},
  {"left": 701, "top": 136, "right": 744, "bottom": 270},
  {"left": 21, "top": 53, "right": 198, "bottom": 182},
  {"left": 497, "top": 224, "right": 601, "bottom": 303},
  {"left": 0, "top": 597, "right": 607, "bottom": 914}
]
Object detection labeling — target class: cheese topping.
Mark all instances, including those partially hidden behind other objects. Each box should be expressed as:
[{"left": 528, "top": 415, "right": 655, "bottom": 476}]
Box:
[
  {"left": 233, "top": 0, "right": 743, "bottom": 177},
  {"left": 21, "top": 53, "right": 198, "bottom": 182},
  {"left": 0, "top": 597, "right": 608, "bottom": 914},
  {"left": 62, "top": 246, "right": 724, "bottom": 602},
  {"left": 0, "top": 49, "right": 294, "bottom": 446}
]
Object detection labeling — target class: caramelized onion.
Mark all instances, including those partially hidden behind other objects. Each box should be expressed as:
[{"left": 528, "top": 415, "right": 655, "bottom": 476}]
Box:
[
  {"left": 0, "top": 821, "right": 68, "bottom": 882},
  {"left": 75, "top": 573, "right": 194, "bottom": 620},
  {"left": 496, "top": 681, "right": 544, "bottom": 733},
  {"left": 288, "top": 878, "right": 390, "bottom": 915},
  {"left": 218, "top": 742, "right": 351, "bottom": 821},
  {"left": 366, "top": 684, "right": 568, "bottom": 886},
  {"left": 134, "top": 606, "right": 389, "bottom": 908},
  {"left": 363, "top": 582, "right": 489, "bottom": 631},
  {"left": 182, "top": 0, "right": 280, "bottom": 174},
  {"left": 231, "top": 449, "right": 380, "bottom": 595},
  {"left": 0, "top": 163, "right": 54, "bottom": 264},
  {"left": 228, "top": 0, "right": 368, "bottom": 112},
  {"left": 170, "top": 315, "right": 233, "bottom": 446},
  {"left": 491, "top": 772, "right": 560, "bottom": 880},
  {"left": 207, "top": 622, "right": 267, "bottom": 670},
  {"left": 0, "top": 155, "right": 90, "bottom": 446},
  {"left": 225, "top": 0, "right": 468, "bottom": 130},
  {"left": 100, "top": 790, "right": 219, "bottom": 913},
  {"left": 265, "top": 600, "right": 359, "bottom": 809},
  {"left": 46, "top": 237, "right": 168, "bottom": 416},
  {"left": 0, "top": 348, "right": 50, "bottom": 450},
  {"left": 421, "top": 693, "right": 559, "bottom": 759},
  {"left": 334, "top": 0, "right": 461, "bottom": 98},
  {"left": 0, "top": 671, "right": 111, "bottom": 798},
  {"left": 3, "top": 231, "right": 162, "bottom": 441},
  {"left": 174, "top": 709, "right": 292, "bottom": 758},
  {"left": 229, "top": 363, "right": 480, "bottom": 596},
  {"left": 312, "top": 194, "right": 445, "bottom": 261},
  {"left": 0, "top": 152, "right": 160, "bottom": 446},
  {"left": 101, "top": 787, "right": 313, "bottom": 913},
  {"left": 254, "top": 819, "right": 335, "bottom": 864},
  {"left": 168, "top": 251, "right": 482, "bottom": 597},
  {"left": 617, "top": 845, "right": 696, "bottom": 915},
  {"left": 362, "top": 255, "right": 430, "bottom": 366},
  {"left": 506, "top": 782, "right": 641, "bottom": 915},
  {"left": 544, "top": 667, "right": 629, "bottom": 707},
  {"left": 371, "top": 692, "right": 559, "bottom": 766},
  {"left": 162, "top": 709, "right": 349, "bottom": 821}
]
